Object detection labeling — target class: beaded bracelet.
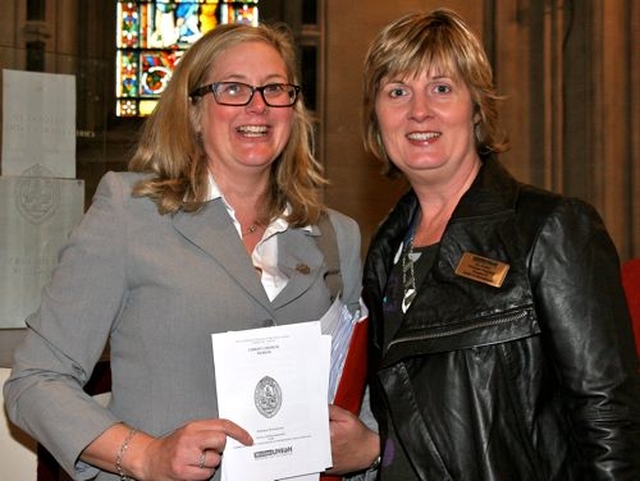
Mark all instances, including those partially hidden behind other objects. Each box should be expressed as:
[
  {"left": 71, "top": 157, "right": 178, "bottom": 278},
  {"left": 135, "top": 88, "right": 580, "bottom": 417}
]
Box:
[{"left": 115, "top": 427, "right": 137, "bottom": 481}]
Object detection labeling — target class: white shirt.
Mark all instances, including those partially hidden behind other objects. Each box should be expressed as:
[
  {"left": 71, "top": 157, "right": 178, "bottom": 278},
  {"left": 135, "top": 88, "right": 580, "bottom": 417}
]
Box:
[{"left": 207, "top": 176, "right": 311, "bottom": 301}]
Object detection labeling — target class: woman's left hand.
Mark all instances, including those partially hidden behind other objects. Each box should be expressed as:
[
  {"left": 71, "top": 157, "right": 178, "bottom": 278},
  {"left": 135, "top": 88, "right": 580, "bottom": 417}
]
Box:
[{"left": 325, "top": 404, "right": 380, "bottom": 475}]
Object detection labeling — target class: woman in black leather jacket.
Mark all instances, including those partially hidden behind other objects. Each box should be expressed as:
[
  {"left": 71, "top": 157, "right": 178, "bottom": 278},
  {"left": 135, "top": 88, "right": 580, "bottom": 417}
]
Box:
[{"left": 360, "top": 8, "right": 640, "bottom": 480}]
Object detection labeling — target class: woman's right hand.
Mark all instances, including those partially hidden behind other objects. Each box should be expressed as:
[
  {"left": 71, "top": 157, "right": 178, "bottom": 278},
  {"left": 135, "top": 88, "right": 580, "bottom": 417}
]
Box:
[
  {"left": 81, "top": 419, "right": 253, "bottom": 481},
  {"left": 133, "top": 418, "right": 253, "bottom": 480},
  {"left": 134, "top": 418, "right": 253, "bottom": 480}
]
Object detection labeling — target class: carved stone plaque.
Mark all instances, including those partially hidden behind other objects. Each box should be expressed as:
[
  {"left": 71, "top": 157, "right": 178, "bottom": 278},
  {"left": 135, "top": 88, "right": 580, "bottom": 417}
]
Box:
[{"left": 0, "top": 176, "right": 84, "bottom": 328}]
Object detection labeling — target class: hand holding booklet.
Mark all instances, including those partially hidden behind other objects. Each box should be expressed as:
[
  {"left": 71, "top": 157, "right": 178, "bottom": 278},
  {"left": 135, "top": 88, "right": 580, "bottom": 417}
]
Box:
[
  {"left": 211, "top": 321, "right": 332, "bottom": 481},
  {"left": 211, "top": 297, "right": 368, "bottom": 481}
]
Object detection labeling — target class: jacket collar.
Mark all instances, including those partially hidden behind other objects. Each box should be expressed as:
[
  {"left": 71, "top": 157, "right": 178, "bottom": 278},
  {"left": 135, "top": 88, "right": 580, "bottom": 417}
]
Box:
[
  {"left": 171, "top": 200, "right": 325, "bottom": 313},
  {"left": 364, "top": 156, "right": 521, "bottom": 298},
  {"left": 375, "top": 156, "right": 519, "bottom": 242},
  {"left": 273, "top": 227, "right": 325, "bottom": 308},
  {"left": 171, "top": 199, "right": 271, "bottom": 309},
  {"left": 452, "top": 155, "right": 520, "bottom": 219}
]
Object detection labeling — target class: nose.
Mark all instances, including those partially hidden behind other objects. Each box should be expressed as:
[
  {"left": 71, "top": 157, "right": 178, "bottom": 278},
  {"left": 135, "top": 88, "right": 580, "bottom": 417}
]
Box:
[
  {"left": 408, "top": 93, "right": 432, "bottom": 121},
  {"left": 245, "top": 89, "right": 268, "bottom": 113}
]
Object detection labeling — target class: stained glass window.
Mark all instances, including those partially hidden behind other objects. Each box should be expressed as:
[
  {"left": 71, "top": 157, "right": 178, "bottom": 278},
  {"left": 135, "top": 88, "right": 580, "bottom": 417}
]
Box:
[{"left": 116, "top": 1, "right": 259, "bottom": 117}]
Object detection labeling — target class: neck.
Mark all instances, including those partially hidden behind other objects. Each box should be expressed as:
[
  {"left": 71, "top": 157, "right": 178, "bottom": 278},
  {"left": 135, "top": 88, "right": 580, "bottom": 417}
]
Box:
[
  {"left": 412, "top": 156, "right": 481, "bottom": 246},
  {"left": 208, "top": 162, "right": 270, "bottom": 206}
]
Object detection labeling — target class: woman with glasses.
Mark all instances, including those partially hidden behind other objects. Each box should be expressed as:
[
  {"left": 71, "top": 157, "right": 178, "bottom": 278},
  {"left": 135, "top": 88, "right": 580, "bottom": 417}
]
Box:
[{"left": 4, "top": 23, "right": 375, "bottom": 481}]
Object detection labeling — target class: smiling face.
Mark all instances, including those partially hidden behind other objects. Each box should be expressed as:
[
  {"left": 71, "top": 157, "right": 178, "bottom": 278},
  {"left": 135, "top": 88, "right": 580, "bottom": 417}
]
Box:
[
  {"left": 197, "top": 41, "right": 295, "bottom": 180},
  {"left": 375, "top": 67, "right": 480, "bottom": 185}
]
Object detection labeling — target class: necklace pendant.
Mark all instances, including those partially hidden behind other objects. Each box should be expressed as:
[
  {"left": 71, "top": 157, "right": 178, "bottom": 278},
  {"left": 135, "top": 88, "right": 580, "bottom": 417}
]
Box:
[
  {"left": 401, "top": 287, "right": 416, "bottom": 313},
  {"left": 401, "top": 239, "right": 419, "bottom": 313},
  {"left": 243, "top": 223, "right": 258, "bottom": 236}
]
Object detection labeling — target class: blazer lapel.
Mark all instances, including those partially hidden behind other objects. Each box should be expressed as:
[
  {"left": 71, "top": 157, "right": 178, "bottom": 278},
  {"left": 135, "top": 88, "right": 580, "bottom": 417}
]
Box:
[
  {"left": 272, "top": 226, "right": 324, "bottom": 309},
  {"left": 172, "top": 200, "right": 272, "bottom": 311}
]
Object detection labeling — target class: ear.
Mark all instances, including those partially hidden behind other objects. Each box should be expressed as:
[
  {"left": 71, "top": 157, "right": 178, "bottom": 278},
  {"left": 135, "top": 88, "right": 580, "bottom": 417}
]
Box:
[
  {"left": 189, "top": 102, "right": 203, "bottom": 134},
  {"left": 472, "top": 104, "right": 482, "bottom": 125}
]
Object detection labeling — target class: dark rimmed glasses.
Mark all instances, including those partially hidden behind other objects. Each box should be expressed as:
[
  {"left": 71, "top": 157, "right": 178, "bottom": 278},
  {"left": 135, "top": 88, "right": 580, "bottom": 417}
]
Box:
[{"left": 189, "top": 81, "right": 301, "bottom": 107}]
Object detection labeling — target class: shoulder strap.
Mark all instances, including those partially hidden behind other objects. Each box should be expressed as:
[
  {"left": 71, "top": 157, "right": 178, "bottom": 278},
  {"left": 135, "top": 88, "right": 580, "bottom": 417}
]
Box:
[{"left": 315, "top": 212, "right": 343, "bottom": 302}]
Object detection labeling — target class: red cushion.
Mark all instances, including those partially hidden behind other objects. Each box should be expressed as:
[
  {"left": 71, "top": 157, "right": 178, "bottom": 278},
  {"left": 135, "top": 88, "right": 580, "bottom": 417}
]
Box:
[
  {"left": 621, "top": 258, "right": 640, "bottom": 359},
  {"left": 332, "top": 317, "right": 369, "bottom": 413},
  {"left": 321, "top": 317, "right": 369, "bottom": 480}
]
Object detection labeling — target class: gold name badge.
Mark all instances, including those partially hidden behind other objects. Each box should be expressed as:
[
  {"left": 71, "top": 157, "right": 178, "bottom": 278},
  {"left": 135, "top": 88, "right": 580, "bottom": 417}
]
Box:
[{"left": 455, "top": 252, "right": 510, "bottom": 288}]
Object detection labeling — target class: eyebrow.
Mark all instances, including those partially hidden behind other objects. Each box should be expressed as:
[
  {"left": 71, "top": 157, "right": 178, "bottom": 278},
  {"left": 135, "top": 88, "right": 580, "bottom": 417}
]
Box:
[
  {"left": 216, "top": 73, "right": 288, "bottom": 83},
  {"left": 383, "top": 73, "right": 452, "bottom": 84}
]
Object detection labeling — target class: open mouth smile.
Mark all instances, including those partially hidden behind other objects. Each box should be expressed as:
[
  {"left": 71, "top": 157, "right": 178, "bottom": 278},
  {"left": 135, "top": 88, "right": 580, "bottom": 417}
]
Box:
[
  {"left": 406, "top": 132, "right": 440, "bottom": 141},
  {"left": 237, "top": 125, "right": 268, "bottom": 137}
]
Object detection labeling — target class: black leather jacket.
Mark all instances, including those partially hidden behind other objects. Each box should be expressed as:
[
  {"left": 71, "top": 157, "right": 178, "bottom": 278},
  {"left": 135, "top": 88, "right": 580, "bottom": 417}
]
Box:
[{"left": 363, "top": 157, "right": 640, "bottom": 480}]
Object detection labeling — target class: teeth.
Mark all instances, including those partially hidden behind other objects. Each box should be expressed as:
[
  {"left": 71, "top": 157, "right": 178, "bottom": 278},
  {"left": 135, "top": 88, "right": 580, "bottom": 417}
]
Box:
[
  {"left": 237, "top": 125, "right": 267, "bottom": 135},
  {"left": 407, "top": 132, "right": 439, "bottom": 141}
]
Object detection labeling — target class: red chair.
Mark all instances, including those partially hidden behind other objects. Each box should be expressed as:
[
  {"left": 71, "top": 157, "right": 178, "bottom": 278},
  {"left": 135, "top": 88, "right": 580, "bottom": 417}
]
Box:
[{"left": 621, "top": 258, "right": 640, "bottom": 360}]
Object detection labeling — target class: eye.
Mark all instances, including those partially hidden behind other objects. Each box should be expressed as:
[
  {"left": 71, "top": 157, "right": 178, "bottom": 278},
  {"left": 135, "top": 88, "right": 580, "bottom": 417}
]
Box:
[
  {"left": 433, "top": 83, "right": 452, "bottom": 94},
  {"left": 387, "top": 85, "right": 409, "bottom": 99},
  {"left": 263, "top": 83, "right": 286, "bottom": 94},
  {"left": 221, "top": 82, "right": 247, "bottom": 96}
]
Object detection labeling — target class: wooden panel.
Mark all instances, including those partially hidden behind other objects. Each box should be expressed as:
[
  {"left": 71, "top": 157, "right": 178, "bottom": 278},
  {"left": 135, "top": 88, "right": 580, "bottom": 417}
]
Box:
[
  {"left": 631, "top": 0, "right": 640, "bottom": 258},
  {"left": 559, "top": 0, "right": 636, "bottom": 258},
  {"left": 542, "top": 0, "right": 566, "bottom": 193},
  {"left": 592, "top": 0, "right": 630, "bottom": 255},
  {"left": 493, "top": 1, "right": 537, "bottom": 184}
]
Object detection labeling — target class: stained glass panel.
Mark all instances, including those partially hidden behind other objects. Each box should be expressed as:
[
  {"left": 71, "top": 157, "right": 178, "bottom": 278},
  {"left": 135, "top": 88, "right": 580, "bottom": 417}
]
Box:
[{"left": 116, "top": 1, "right": 259, "bottom": 117}]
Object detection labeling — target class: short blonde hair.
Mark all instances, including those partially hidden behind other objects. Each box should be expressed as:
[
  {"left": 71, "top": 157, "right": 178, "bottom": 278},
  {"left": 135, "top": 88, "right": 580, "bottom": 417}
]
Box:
[
  {"left": 362, "top": 8, "right": 509, "bottom": 177},
  {"left": 129, "top": 23, "right": 327, "bottom": 226}
]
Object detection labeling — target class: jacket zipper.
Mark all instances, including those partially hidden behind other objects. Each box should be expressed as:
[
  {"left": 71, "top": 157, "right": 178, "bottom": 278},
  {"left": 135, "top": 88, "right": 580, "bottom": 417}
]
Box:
[{"left": 387, "top": 309, "right": 530, "bottom": 350}]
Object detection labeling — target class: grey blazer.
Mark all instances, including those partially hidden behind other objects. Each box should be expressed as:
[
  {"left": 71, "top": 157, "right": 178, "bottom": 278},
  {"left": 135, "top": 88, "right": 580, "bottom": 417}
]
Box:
[{"left": 3, "top": 171, "right": 362, "bottom": 480}]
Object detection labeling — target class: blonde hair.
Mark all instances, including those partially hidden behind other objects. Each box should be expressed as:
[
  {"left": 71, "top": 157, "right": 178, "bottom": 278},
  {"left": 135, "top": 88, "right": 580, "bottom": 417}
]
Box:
[
  {"left": 129, "top": 23, "right": 327, "bottom": 226},
  {"left": 362, "top": 8, "right": 510, "bottom": 177}
]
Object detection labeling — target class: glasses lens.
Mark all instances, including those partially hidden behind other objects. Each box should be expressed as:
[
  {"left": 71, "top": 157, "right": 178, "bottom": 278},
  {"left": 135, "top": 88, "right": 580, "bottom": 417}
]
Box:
[
  {"left": 262, "top": 84, "right": 298, "bottom": 106},
  {"left": 214, "top": 82, "right": 252, "bottom": 105}
]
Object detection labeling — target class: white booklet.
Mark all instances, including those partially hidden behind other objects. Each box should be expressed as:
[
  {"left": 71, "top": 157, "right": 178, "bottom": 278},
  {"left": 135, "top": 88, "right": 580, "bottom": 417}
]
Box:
[{"left": 211, "top": 321, "right": 332, "bottom": 481}]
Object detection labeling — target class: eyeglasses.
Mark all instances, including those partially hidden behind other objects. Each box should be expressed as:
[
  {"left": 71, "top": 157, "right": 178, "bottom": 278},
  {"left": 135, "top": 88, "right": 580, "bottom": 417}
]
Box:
[{"left": 190, "top": 81, "right": 301, "bottom": 107}]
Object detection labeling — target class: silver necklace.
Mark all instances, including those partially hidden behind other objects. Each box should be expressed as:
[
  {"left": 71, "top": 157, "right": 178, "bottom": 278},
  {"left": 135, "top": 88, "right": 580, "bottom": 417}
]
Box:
[{"left": 401, "top": 240, "right": 422, "bottom": 313}]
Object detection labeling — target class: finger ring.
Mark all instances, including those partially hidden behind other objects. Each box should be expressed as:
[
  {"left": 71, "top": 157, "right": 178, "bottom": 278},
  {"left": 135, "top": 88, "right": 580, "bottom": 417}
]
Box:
[{"left": 198, "top": 451, "right": 206, "bottom": 469}]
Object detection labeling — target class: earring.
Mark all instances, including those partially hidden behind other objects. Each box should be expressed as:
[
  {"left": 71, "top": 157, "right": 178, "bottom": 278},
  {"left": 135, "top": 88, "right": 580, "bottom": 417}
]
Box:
[{"left": 474, "top": 123, "right": 484, "bottom": 144}]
